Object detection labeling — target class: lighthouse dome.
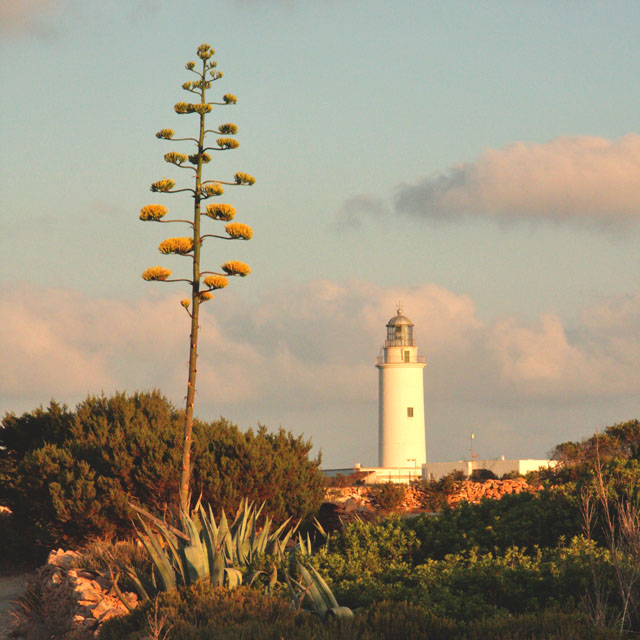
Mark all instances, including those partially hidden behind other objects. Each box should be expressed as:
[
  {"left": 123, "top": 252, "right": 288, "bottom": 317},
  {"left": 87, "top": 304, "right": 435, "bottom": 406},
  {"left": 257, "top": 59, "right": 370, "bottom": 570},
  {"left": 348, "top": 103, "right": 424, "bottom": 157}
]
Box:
[
  {"left": 386, "top": 308, "right": 414, "bottom": 327},
  {"left": 385, "top": 308, "right": 415, "bottom": 346}
]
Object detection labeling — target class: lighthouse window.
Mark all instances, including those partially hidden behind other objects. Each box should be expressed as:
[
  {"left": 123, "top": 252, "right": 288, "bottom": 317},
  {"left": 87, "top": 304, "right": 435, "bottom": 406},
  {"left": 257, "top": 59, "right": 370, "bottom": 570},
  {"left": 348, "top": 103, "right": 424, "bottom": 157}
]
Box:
[
  {"left": 407, "top": 407, "right": 414, "bottom": 417},
  {"left": 403, "top": 350, "right": 410, "bottom": 363}
]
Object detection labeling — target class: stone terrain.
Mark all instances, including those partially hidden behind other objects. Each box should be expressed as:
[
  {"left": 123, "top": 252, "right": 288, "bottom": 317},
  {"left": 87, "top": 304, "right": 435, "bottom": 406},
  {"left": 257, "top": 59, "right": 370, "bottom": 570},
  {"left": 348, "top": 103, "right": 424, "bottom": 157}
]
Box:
[
  {"left": 8, "top": 548, "right": 137, "bottom": 640},
  {"left": 324, "top": 477, "right": 542, "bottom": 515}
]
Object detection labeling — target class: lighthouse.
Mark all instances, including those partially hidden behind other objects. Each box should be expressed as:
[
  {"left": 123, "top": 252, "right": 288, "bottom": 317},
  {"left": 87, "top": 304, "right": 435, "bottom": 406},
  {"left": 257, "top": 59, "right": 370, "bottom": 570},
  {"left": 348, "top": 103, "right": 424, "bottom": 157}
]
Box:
[{"left": 376, "top": 308, "right": 427, "bottom": 468}]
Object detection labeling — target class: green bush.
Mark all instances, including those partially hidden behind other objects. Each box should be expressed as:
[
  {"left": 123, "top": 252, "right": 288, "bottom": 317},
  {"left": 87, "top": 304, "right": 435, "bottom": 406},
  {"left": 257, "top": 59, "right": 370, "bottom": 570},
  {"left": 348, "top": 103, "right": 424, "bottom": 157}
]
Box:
[
  {"left": 0, "top": 391, "right": 324, "bottom": 547},
  {"left": 372, "top": 482, "right": 407, "bottom": 510},
  {"left": 407, "top": 488, "right": 582, "bottom": 561}
]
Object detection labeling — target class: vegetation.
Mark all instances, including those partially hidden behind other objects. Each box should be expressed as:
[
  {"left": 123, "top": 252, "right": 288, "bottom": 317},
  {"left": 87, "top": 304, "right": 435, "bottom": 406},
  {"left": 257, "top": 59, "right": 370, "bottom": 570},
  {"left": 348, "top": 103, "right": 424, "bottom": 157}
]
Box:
[
  {"left": 139, "top": 43, "right": 255, "bottom": 512},
  {"left": 0, "top": 391, "right": 324, "bottom": 548}
]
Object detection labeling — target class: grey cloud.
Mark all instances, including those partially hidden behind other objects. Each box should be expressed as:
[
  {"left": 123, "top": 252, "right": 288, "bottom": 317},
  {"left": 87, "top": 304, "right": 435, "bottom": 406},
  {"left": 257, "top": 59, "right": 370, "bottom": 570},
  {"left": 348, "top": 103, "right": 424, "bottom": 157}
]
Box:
[{"left": 394, "top": 135, "right": 640, "bottom": 226}]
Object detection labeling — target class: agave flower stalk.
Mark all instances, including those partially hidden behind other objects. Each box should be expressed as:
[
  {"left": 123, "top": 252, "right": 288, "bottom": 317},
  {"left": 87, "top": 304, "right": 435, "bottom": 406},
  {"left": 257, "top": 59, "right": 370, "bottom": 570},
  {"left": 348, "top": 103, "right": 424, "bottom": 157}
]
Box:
[{"left": 139, "top": 43, "right": 255, "bottom": 513}]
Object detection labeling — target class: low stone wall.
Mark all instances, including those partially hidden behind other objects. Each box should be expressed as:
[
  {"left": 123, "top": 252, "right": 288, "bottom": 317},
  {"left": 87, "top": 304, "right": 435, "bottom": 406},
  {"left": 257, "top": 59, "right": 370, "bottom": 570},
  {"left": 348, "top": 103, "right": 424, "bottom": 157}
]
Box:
[
  {"left": 446, "top": 477, "right": 542, "bottom": 507},
  {"left": 325, "top": 477, "right": 542, "bottom": 514}
]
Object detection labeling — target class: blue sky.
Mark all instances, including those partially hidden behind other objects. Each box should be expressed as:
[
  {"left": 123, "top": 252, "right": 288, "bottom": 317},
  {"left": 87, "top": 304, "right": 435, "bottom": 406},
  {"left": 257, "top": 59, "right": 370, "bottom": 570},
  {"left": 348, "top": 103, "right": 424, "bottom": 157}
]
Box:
[{"left": 2, "top": 0, "right": 640, "bottom": 467}]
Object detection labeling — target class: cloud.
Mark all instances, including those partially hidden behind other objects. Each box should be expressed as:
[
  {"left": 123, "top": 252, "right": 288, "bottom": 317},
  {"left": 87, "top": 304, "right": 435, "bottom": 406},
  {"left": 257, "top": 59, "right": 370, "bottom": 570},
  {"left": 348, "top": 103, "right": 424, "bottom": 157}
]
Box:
[
  {"left": 394, "top": 134, "right": 640, "bottom": 225},
  {"left": 0, "top": 0, "right": 63, "bottom": 36},
  {"left": 2, "top": 280, "right": 639, "bottom": 464},
  {"left": 336, "top": 195, "right": 390, "bottom": 229}
]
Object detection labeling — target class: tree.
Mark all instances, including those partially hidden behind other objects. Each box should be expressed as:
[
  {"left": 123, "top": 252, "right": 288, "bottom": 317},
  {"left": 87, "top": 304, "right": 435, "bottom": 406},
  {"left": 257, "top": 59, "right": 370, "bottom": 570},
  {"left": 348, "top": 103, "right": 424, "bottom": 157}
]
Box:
[
  {"left": 140, "top": 44, "right": 255, "bottom": 512},
  {"left": 0, "top": 392, "right": 324, "bottom": 547}
]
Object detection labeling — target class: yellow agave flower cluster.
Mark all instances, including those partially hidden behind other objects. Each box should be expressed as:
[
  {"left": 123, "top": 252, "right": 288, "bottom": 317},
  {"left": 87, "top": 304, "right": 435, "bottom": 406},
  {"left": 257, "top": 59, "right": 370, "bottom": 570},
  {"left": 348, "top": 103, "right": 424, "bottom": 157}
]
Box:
[
  {"left": 222, "top": 261, "right": 251, "bottom": 277},
  {"left": 203, "top": 275, "right": 228, "bottom": 289},
  {"left": 182, "top": 80, "right": 212, "bottom": 91},
  {"left": 150, "top": 179, "right": 175, "bottom": 192},
  {"left": 199, "top": 291, "right": 214, "bottom": 301},
  {"left": 139, "top": 204, "right": 168, "bottom": 221},
  {"left": 155, "top": 129, "right": 174, "bottom": 140},
  {"left": 158, "top": 237, "right": 194, "bottom": 255},
  {"left": 217, "top": 137, "right": 239, "bottom": 150},
  {"left": 197, "top": 43, "right": 215, "bottom": 60},
  {"left": 188, "top": 153, "right": 211, "bottom": 164},
  {"left": 222, "top": 94, "right": 238, "bottom": 104},
  {"left": 201, "top": 183, "right": 224, "bottom": 198},
  {"left": 218, "top": 123, "right": 238, "bottom": 135},
  {"left": 205, "top": 203, "right": 235, "bottom": 221},
  {"left": 174, "top": 102, "right": 213, "bottom": 115},
  {"left": 185, "top": 61, "right": 196, "bottom": 70},
  {"left": 234, "top": 172, "right": 256, "bottom": 185},
  {"left": 142, "top": 266, "right": 172, "bottom": 281},
  {"left": 225, "top": 223, "right": 253, "bottom": 240},
  {"left": 210, "top": 71, "right": 223, "bottom": 81},
  {"left": 164, "top": 152, "right": 188, "bottom": 165}
]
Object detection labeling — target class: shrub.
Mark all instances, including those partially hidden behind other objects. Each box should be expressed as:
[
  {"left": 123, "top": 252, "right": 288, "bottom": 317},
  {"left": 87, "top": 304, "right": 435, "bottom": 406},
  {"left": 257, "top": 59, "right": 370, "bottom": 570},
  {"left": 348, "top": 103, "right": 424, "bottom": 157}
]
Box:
[
  {"left": 372, "top": 482, "right": 406, "bottom": 510},
  {"left": 407, "top": 488, "right": 582, "bottom": 561},
  {"left": 0, "top": 391, "right": 324, "bottom": 547}
]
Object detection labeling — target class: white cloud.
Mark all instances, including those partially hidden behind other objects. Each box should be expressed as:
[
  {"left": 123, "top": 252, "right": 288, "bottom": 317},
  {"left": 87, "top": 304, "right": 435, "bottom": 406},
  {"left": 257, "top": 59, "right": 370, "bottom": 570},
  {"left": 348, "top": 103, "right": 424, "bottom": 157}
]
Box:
[{"left": 394, "top": 135, "right": 640, "bottom": 225}]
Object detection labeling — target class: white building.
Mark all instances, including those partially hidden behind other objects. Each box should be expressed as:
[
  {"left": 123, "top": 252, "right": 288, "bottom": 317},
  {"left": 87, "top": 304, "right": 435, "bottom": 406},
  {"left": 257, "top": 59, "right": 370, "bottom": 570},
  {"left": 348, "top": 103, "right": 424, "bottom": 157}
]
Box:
[
  {"left": 322, "top": 308, "right": 554, "bottom": 484},
  {"left": 376, "top": 308, "right": 427, "bottom": 468}
]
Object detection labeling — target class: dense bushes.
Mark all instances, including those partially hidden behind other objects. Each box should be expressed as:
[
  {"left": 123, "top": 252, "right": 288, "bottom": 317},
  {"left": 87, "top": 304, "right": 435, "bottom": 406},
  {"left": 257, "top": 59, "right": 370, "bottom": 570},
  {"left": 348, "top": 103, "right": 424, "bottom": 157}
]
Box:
[
  {"left": 407, "top": 489, "right": 583, "bottom": 561},
  {"left": 311, "top": 518, "right": 606, "bottom": 617},
  {"left": 97, "top": 580, "right": 621, "bottom": 640},
  {"left": 0, "top": 391, "right": 324, "bottom": 546}
]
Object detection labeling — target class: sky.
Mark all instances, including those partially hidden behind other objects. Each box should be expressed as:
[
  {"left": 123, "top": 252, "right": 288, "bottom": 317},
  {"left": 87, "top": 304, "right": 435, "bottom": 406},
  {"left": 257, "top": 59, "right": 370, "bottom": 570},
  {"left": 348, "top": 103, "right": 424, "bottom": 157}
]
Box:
[{"left": 1, "top": 0, "right": 639, "bottom": 468}]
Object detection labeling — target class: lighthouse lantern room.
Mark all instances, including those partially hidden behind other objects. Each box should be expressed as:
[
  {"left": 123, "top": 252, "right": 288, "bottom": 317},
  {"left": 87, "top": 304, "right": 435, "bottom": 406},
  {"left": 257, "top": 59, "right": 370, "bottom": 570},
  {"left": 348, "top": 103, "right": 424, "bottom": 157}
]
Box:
[{"left": 376, "top": 308, "right": 427, "bottom": 468}]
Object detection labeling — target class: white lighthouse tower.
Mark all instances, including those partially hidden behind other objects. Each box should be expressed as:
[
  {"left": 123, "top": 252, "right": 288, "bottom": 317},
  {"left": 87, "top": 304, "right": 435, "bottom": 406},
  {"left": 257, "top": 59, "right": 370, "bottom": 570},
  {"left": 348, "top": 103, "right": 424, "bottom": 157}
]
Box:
[{"left": 376, "top": 308, "right": 427, "bottom": 468}]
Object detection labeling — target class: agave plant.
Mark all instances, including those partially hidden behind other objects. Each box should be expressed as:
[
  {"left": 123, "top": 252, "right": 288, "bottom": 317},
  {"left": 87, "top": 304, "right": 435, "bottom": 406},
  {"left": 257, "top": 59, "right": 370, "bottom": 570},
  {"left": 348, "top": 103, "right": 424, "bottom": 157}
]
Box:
[
  {"left": 114, "top": 499, "right": 297, "bottom": 602},
  {"left": 284, "top": 561, "right": 353, "bottom": 620}
]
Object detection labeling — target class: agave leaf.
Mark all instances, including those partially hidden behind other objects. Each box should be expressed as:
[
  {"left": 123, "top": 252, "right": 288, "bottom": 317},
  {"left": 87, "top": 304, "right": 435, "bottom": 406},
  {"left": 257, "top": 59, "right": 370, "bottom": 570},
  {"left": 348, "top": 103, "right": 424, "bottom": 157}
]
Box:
[
  {"left": 306, "top": 563, "right": 339, "bottom": 610},
  {"left": 136, "top": 517, "right": 176, "bottom": 591},
  {"left": 211, "top": 549, "right": 225, "bottom": 587},
  {"left": 225, "top": 568, "right": 243, "bottom": 590},
  {"left": 207, "top": 504, "right": 219, "bottom": 540},
  {"left": 297, "top": 563, "right": 328, "bottom": 617},
  {"left": 182, "top": 544, "right": 208, "bottom": 583},
  {"left": 313, "top": 517, "right": 328, "bottom": 538},
  {"left": 199, "top": 505, "right": 218, "bottom": 577},
  {"left": 248, "top": 569, "right": 266, "bottom": 586},
  {"left": 111, "top": 571, "right": 142, "bottom": 610},
  {"left": 268, "top": 564, "right": 278, "bottom": 594},
  {"left": 283, "top": 569, "right": 303, "bottom": 609},
  {"left": 254, "top": 519, "right": 271, "bottom": 555}
]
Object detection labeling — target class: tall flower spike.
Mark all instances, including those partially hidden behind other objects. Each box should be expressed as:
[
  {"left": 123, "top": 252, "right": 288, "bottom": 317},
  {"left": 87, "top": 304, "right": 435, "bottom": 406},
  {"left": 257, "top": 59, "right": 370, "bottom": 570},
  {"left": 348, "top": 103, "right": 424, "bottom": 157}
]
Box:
[
  {"left": 222, "top": 261, "right": 251, "bottom": 277},
  {"left": 150, "top": 179, "right": 175, "bottom": 192},
  {"left": 203, "top": 275, "right": 229, "bottom": 289},
  {"left": 139, "top": 204, "right": 168, "bottom": 221},
  {"left": 204, "top": 203, "right": 235, "bottom": 221},
  {"left": 225, "top": 223, "right": 253, "bottom": 240},
  {"left": 142, "top": 266, "right": 172, "bottom": 281},
  {"left": 158, "top": 237, "right": 194, "bottom": 255}
]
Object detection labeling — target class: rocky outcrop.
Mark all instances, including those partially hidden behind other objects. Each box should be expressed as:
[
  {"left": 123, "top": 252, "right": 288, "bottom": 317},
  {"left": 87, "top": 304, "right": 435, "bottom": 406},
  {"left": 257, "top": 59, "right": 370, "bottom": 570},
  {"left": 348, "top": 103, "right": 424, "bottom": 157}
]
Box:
[
  {"left": 13, "top": 549, "right": 137, "bottom": 639},
  {"left": 446, "top": 477, "right": 541, "bottom": 507},
  {"left": 324, "top": 477, "right": 542, "bottom": 516}
]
